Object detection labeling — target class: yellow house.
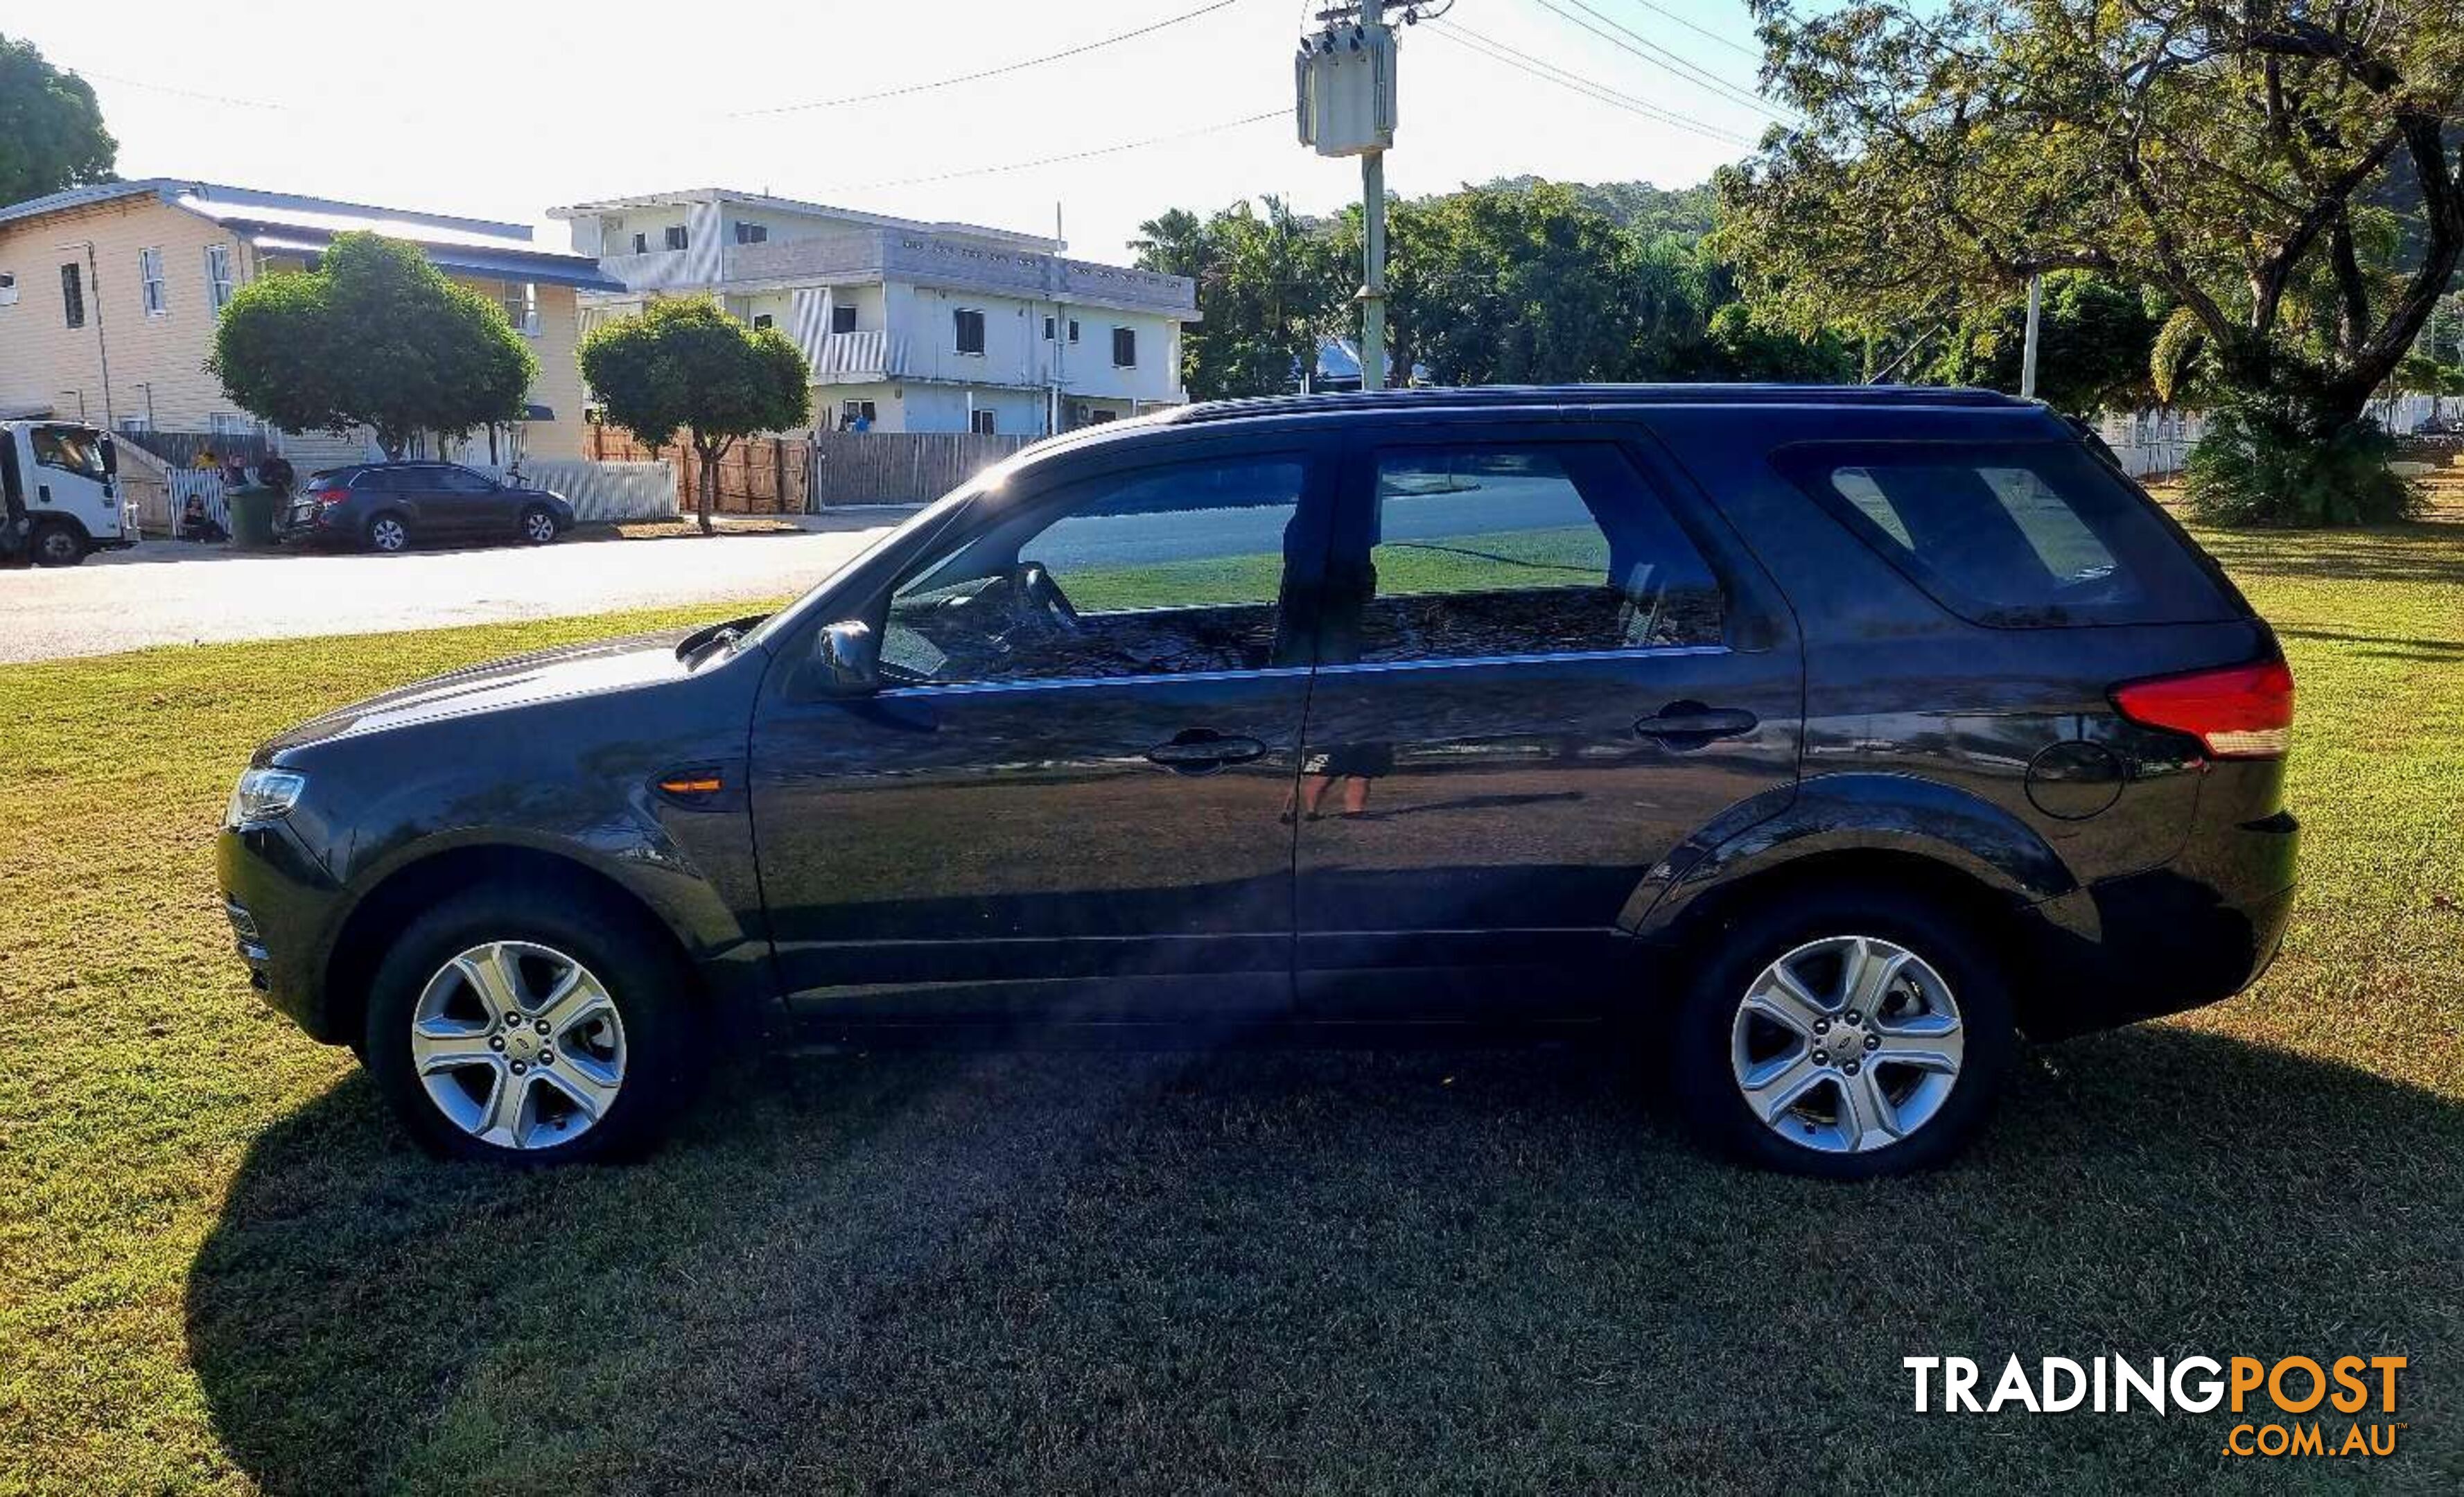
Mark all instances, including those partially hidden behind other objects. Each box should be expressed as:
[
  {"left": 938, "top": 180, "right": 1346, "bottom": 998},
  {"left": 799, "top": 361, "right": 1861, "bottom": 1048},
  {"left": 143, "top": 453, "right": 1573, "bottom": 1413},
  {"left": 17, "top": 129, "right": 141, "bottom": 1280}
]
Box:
[{"left": 0, "top": 180, "right": 618, "bottom": 464}]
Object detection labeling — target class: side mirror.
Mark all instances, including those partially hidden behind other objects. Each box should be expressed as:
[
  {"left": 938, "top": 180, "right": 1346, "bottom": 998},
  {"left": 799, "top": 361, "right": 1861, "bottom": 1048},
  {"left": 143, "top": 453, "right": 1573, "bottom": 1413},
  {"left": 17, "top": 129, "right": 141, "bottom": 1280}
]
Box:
[{"left": 810, "top": 619, "right": 881, "bottom": 695}]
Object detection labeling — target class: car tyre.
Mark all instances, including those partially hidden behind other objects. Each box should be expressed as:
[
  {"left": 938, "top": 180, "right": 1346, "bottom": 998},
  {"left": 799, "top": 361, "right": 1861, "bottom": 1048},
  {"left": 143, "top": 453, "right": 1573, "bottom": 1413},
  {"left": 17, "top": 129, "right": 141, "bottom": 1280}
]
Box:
[
  {"left": 366, "top": 512, "right": 411, "bottom": 554},
  {"left": 362, "top": 880, "right": 701, "bottom": 1164},
  {"left": 30, "top": 520, "right": 87, "bottom": 567},
  {"left": 518, "top": 503, "right": 561, "bottom": 545},
  {"left": 1671, "top": 884, "right": 2014, "bottom": 1179}
]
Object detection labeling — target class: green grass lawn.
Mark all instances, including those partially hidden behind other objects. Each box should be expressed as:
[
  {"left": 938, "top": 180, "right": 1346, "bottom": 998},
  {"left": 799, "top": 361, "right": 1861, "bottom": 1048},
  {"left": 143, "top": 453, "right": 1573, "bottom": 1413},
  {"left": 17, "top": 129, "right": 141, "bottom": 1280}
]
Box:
[{"left": 3, "top": 513, "right": 2462, "bottom": 1494}]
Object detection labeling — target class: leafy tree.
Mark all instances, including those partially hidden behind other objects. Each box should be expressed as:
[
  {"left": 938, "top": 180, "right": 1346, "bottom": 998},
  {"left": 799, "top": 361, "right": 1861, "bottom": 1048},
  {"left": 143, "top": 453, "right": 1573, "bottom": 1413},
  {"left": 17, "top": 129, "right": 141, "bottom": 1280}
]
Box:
[
  {"left": 0, "top": 35, "right": 114, "bottom": 205},
  {"left": 1701, "top": 302, "right": 1858, "bottom": 382},
  {"left": 1133, "top": 198, "right": 1340, "bottom": 400},
  {"left": 1340, "top": 182, "right": 1707, "bottom": 386},
  {"left": 1718, "top": 0, "right": 2464, "bottom": 523},
  {"left": 1929, "top": 274, "right": 2169, "bottom": 415},
  {"left": 210, "top": 233, "right": 535, "bottom": 460},
  {"left": 579, "top": 297, "right": 811, "bottom": 534}
]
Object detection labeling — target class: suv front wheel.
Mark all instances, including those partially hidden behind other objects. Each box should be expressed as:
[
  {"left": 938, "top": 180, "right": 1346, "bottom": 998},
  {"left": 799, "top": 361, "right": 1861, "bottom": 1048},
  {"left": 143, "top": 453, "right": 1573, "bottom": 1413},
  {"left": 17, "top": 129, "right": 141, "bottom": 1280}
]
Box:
[{"left": 1672, "top": 886, "right": 2015, "bottom": 1178}]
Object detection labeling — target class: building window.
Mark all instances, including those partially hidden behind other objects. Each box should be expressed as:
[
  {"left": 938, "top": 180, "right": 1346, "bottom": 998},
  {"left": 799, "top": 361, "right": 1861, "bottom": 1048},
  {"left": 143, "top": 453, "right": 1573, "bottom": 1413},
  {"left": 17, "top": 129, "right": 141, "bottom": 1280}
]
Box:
[
  {"left": 139, "top": 247, "right": 168, "bottom": 316},
  {"left": 0, "top": 270, "right": 17, "bottom": 307},
  {"left": 665, "top": 225, "right": 690, "bottom": 251},
  {"left": 632, "top": 231, "right": 649, "bottom": 254},
  {"left": 1067, "top": 318, "right": 1081, "bottom": 343},
  {"left": 1112, "top": 326, "right": 1137, "bottom": 367},
  {"left": 840, "top": 399, "right": 877, "bottom": 429},
  {"left": 208, "top": 412, "right": 257, "bottom": 439},
  {"left": 751, "top": 313, "right": 774, "bottom": 331},
  {"left": 204, "top": 245, "right": 236, "bottom": 315},
  {"left": 953, "top": 307, "right": 986, "bottom": 356},
  {"left": 970, "top": 408, "right": 997, "bottom": 435},
  {"left": 60, "top": 263, "right": 84, "bottom": 329},
  {"left": 733, "top": 221, "right": 769, "bottom": 245},
  {"left": 503, "top": 281, "right": 538, "bottom": 335},
  {"left": 830, "top": 303, "right": 858, "bottom": 334},
  {"left": 1042, "top": 315, "right": 1056, "bottom": 340}
]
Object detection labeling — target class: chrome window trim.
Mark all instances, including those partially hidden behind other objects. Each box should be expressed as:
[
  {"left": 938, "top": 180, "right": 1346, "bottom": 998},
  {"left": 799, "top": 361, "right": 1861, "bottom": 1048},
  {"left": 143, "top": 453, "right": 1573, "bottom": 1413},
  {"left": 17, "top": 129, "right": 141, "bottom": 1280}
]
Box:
[{"left": 873, "top": 643, "right": 1728, "bottom": 699}]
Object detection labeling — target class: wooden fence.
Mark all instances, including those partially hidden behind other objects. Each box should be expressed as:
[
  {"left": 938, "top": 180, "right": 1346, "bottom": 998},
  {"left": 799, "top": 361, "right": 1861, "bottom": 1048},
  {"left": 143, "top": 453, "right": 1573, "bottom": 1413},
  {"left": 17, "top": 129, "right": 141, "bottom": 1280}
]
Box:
[
  {"left": 587, "top": 426, "right": 809, "bottom": 514},
  {"left": 586, "top": 424, "right": 1037, "bottom": 510},
  {"left": 810, "top": 431, "right": 1035, "bottom": 507}
]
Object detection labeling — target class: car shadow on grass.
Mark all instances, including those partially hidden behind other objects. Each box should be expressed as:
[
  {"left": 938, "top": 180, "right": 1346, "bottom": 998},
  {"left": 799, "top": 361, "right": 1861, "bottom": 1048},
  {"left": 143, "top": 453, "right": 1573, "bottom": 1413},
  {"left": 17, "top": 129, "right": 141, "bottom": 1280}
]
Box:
[{"left": 186, "top": 1027, "right": 2460, "bottom": 1494}]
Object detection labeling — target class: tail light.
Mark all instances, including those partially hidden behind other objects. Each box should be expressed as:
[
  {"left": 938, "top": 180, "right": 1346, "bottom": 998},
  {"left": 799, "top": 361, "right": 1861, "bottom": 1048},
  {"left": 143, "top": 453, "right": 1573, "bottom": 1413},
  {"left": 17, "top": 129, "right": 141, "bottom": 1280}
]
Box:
[
  {"left": 2111, "top": 659, "right": 2294, "bottom": 758},
  {"left": 310, "top": 486, "right": 349, "bottom": 506}
]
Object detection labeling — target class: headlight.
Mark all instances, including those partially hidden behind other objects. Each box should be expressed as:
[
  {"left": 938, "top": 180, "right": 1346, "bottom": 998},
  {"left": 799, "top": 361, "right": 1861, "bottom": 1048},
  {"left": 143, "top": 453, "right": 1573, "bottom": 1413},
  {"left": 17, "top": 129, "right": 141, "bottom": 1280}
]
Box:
[{"left": 227, "top": 768, "right": 307, "bottom": 825}]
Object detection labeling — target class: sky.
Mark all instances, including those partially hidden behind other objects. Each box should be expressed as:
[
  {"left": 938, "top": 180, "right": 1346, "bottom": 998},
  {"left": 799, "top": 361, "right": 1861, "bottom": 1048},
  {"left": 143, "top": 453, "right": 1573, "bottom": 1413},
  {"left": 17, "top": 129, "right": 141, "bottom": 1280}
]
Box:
[{"left": 13, "top": 0, "right": 1779, "bottom": 264}]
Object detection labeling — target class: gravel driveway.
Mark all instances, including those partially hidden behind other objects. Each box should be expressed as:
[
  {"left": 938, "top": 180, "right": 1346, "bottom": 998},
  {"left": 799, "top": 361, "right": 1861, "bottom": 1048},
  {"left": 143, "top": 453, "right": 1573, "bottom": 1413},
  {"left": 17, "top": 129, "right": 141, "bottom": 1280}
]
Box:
[{"left": 1, "top": 525, "right": 901, "bottom": 663}]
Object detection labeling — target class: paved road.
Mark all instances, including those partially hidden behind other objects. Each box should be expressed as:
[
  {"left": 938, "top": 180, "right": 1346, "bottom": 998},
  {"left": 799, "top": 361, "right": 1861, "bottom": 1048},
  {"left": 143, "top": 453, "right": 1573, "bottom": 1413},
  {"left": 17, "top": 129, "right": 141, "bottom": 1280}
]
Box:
[{"left": 2, "top": 525, "right": 900, "bottom": 664}]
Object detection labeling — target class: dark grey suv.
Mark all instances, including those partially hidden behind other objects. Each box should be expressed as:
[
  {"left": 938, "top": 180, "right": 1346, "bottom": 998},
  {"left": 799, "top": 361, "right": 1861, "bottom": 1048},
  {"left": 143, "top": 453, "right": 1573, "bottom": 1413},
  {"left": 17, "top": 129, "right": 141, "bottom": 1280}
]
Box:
[
  {"left": 218, "top": 387, "right": 2297, "bottom": 1176},
  {"left": 279, "top": 461, "right": 575, "bottom": 552}
]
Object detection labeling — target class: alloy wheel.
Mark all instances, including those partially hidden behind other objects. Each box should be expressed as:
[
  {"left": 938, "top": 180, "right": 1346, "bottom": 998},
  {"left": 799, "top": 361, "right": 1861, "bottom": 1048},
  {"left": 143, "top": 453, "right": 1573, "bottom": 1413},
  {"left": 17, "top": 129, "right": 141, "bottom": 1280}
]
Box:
[
  {"left": 1729, "top": 934, "right": 1965, "bottom": 1154},
  {"left": 370, "top": 517, "right": 408, "bottom": 552},
  {"left": 410, "top": 940, "right": 627, "bottom": 1150},
  {"left": 524, "top": 510, "right": 557, "bottom": 543}
]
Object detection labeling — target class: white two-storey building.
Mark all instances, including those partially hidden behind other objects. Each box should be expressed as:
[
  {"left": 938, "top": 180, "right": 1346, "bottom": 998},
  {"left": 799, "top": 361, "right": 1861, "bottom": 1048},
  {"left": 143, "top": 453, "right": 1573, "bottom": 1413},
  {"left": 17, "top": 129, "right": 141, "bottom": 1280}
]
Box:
[{"left": 550, "top": 189, "right": 1197, "bottom": 436}]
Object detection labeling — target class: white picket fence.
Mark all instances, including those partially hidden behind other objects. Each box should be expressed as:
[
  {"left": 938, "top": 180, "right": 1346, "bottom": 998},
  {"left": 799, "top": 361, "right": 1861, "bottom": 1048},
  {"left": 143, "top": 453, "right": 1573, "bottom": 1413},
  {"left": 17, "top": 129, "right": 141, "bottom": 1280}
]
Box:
[
  {"left": 467, "top": 459, "right": 677, "bottom": 523},
  {"left": 2095, "top": 393, "right": 2443, "bottom": 480}
]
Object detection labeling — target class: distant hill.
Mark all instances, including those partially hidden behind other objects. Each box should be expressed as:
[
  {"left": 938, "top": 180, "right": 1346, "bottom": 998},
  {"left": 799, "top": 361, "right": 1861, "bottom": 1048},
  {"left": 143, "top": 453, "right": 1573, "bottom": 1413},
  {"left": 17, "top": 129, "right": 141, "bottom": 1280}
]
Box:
[{"left": 1479, "top": 177, "right": 1719, "bottom": 240}]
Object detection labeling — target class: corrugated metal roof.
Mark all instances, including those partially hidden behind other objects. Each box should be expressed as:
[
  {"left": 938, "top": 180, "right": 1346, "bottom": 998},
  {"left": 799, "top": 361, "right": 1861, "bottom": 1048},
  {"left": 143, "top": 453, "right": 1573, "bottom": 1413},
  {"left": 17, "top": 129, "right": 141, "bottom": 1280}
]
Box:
[
  {"left": 1, "top": 178, "right": 612, "bottom": 287},
  {"left": 248, "top": 234, "right": 624, "bottom": 292}
]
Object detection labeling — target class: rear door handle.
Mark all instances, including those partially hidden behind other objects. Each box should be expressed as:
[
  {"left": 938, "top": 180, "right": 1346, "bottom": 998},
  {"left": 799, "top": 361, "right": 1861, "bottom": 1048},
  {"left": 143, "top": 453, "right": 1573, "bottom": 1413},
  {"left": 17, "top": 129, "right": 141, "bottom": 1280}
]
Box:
[
  {"left": 1635, "top": 703, "right": 1758, "bottom": 746},
  {"left": 1146, "top": 728, "right": 1268, "bottom": 773}
]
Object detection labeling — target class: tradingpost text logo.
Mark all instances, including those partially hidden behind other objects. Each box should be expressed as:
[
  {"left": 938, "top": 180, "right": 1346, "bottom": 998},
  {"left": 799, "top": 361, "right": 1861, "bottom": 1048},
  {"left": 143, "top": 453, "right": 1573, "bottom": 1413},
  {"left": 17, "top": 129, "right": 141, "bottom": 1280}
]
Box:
[{"left": 1905, "top": 1355, "right": 2409, "bottom": 1459}]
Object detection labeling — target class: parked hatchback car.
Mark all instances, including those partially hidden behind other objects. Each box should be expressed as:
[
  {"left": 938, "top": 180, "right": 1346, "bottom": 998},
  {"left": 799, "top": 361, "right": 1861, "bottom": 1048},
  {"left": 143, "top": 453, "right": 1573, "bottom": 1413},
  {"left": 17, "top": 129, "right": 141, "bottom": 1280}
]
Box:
[
  {"left": 279, "top": 461, "right": 575, "bottom": 552},
  {"left": 218, "top": 387, "right": 2297, "bottom": 1175}
]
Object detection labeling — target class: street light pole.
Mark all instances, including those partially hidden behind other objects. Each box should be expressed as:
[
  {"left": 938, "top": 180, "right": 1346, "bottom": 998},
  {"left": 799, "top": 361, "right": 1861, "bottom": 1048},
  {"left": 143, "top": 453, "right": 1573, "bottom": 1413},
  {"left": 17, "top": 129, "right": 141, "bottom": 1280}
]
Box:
[{"left": 2020, "top": 273, "right": 2042, "bottom": 401}]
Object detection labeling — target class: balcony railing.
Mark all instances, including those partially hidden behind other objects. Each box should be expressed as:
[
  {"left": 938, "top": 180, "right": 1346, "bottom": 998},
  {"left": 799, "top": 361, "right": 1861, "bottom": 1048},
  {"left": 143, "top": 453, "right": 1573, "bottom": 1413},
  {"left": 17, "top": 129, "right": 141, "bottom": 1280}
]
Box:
[
  {"left": 807, "top": 329, "right": 907, "bottom": 381},
  {"left": 595, "top": 229, "right": 1198, "bottom": 318}
]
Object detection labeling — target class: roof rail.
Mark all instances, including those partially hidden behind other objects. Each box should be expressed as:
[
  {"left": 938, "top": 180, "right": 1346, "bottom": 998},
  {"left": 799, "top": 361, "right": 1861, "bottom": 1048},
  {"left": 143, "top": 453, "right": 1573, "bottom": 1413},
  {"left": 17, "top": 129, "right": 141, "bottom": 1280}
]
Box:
[{"left": 1160, "top": 383, "right": 2029, "bottom": 426}]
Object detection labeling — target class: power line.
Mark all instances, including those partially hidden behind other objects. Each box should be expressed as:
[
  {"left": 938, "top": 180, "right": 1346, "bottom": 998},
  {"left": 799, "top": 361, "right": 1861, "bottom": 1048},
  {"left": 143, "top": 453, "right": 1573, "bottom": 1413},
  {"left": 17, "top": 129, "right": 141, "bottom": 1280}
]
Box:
[
  {"left": 1610, "top": 0, "right": 1763, "bottom": 62},
  {"left": 1428, "top": 22, "right": 1756, "bottom": 147},
  {"left": 69, "top": 68, "right": 290, "bottom": 112},
  {"left": 1527, "top": 0, "right": 1793, "bottom": 121},
  {"left": 734, "top": 0, "right": 1246, "bottom": 117},
  {"left": 845, "top": 109, "right": 1286, "bottom": 191}
]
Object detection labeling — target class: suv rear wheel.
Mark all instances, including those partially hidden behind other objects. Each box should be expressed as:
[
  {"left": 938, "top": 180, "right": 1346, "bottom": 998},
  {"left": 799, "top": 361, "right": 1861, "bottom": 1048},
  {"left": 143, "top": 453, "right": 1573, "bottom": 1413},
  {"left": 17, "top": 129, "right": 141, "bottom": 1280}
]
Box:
[
  {"left": 1672, "top": 886, "right": 2014, "bottom": 1178},
  {"left": 362, "top": 882, "right": 699, "bottom": 1162},
  {"left": 366, "top": 512, "right": 410, "bottom": 553}
]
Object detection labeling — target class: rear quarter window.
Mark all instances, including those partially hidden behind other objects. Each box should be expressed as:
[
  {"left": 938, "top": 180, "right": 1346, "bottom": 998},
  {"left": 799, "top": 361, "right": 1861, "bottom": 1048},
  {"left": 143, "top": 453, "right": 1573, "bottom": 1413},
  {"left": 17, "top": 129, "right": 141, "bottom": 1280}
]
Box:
[{"left": 1771, "top": 440, "right": 2240, "bottom": 627}]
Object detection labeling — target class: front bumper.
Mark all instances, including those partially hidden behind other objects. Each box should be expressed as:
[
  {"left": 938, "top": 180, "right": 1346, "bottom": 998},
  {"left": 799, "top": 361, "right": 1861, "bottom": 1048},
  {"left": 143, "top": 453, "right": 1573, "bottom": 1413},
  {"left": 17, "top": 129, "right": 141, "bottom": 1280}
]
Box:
[{"left": 216, "top": 821, "right": 347, "bottom": 1040}]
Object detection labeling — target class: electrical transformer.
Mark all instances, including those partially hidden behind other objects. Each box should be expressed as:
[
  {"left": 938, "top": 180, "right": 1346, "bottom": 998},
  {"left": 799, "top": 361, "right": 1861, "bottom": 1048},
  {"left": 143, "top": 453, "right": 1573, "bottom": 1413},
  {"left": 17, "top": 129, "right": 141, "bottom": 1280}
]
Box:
[{"left": 1295, "top": 24, "right": 1398, "bottom": 157}]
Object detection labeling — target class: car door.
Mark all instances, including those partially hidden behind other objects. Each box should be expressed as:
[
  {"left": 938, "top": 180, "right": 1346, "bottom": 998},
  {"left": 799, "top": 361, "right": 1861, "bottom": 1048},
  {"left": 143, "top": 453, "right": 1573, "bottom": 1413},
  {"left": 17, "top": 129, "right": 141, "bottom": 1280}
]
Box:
[
  {"left": 1293, "top": 419, "right": 1803, "bottom": 1023},
  {"left": 749, "top": 433, "right": 1336, "bottom": 1031},
  {"left": 428, "top": 465, "right": 503, "bottom": 541}
]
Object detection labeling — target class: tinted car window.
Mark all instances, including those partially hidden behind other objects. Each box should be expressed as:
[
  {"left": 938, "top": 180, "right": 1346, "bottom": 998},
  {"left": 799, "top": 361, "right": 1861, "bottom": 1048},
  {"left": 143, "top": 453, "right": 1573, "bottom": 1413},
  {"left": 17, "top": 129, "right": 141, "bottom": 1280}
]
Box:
[
  {"left": 1336, "top": 443, "right": 1722, "bottom": 665},
  {"left": 435, "top": 467, "right": 496, "bottom": 495},
  {"left": 880, "top": 455, "right": 1309, "bottom": 685},
  {"left": 1774, "top": 440, "right": 2238, "bottom": 627}
]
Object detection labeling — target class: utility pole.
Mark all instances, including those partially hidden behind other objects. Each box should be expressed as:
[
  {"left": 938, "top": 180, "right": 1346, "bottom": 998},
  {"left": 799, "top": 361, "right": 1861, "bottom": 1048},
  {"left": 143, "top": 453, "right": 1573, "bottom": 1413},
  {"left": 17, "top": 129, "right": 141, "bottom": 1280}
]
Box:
[
  {"left": 1357, "top": 1, "right": 1390, "bottom": 390},
  {"left": 2020, "top": 273, "right": 2042, "bottom": 401},
  {"left": 1298, "top": 3, "right": 1401, "bottom": 391}
]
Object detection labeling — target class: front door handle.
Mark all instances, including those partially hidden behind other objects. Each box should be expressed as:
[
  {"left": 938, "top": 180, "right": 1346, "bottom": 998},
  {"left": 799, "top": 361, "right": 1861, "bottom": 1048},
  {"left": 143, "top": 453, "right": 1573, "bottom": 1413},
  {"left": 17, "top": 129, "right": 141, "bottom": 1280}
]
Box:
[
  {"left": 1146, "top": 728, "right": 1268, "bottom": 774},
  {"left": 1635, "top": 702, "right": 1758, "bottom": 748}
]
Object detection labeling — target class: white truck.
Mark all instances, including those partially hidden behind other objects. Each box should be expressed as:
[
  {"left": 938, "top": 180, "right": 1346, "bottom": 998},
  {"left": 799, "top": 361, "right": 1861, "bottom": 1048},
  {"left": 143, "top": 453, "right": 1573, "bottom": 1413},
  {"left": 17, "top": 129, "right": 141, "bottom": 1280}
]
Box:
[{"left": 0, "top": 419, "right": 132, "bottom": 567}]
